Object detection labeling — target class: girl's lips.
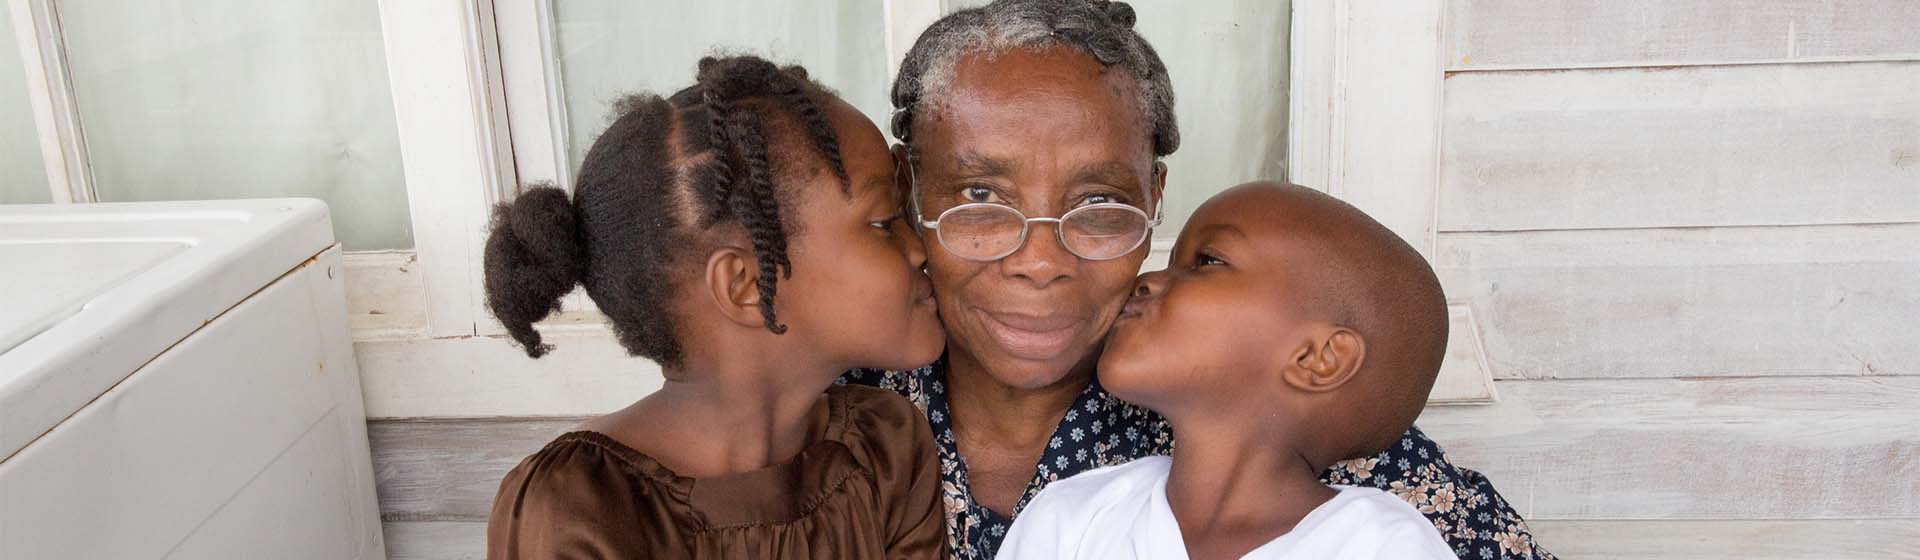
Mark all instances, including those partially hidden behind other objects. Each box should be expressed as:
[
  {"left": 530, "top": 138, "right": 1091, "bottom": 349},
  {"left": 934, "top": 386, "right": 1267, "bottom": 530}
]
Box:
[{"left": 977, "top": 309, "right": 1081, "bottom": 359}]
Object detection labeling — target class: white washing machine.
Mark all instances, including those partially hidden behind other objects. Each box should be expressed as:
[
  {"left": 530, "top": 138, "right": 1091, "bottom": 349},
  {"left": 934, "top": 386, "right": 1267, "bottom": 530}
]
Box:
[{"left": 0, "top": 199, "right": 385, "bottom": 559}]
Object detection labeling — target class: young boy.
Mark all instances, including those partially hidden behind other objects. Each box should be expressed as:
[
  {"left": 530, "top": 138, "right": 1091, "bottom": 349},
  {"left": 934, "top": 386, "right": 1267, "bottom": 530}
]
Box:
[{"left": 996, "top": 182, "right": 1456, "bottom": 560}]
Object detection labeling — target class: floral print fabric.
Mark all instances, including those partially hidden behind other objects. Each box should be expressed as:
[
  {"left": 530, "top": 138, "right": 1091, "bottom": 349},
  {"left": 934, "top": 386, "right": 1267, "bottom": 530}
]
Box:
[{"left": 841, "top": 357, "right": 1555, "bottom": 560}]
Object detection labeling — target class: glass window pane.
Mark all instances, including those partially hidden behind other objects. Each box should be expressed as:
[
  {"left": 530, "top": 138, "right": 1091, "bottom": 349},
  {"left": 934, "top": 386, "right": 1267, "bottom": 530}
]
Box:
[
  {"left": 58, "top": 0, "right": 413, "bottom": 249},
  {"left": 1, "top": 7, "right": 52, "bottom": 205},
  {"left": 1130, "top": 1, "right": 1289, "bottom": 236},
  {"left": 934, "top": 1, "right": 1290, "bottom": 236},
  {"left": 551, "top": 0, "right": 891, "bottom": 173}
]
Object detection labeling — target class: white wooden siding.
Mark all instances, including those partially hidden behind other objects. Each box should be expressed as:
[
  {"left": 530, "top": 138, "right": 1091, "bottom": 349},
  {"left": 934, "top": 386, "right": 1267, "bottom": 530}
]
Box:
[
  {"left": 1439, "top": 62, "right": 1920, "bottom": 232},
  {"left": 1437, "top": 224, "right": 1920, "bottom": 379},
  {"left": 1446, "top": 0, "right": 1920, "bottom": 70}
]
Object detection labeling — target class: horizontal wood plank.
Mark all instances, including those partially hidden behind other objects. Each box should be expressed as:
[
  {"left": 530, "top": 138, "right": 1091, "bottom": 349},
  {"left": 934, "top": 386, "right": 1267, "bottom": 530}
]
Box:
[
  {"left": 353, "top": 332, "right": 664, "bottom": 419},
  {"left": 1527, "top": 519, "right": 1920, "bottom": 559},
  {"left": 1447, "top": 0, "right": 1920, "bottom": 70},
  {"left": 1436, "top": 224, "right": 1920, "bottom": 379},
  {"left": 369, "top": 377, "right": 1920, "bottom": 523},
  {"left": 371, "top": 417, "right": 579, "bottom": 523},
  {"left": 377, "top": 519, "right": 1920, "bottom": 560},
  {"left": 1418, "top": 376, "right": 1920, "bottom": 520},
  {"left": 383, "top": 521, "right": 485, "bottom": 560},
  {"left": 1439, "top": 62, "right": 1920, "bottom": 232}
]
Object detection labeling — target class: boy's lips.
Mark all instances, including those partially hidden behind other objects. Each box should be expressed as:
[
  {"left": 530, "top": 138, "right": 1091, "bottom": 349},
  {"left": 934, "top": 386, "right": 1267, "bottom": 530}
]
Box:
[{"left": 1116, "top": 295, "right": 1149, "bottom": 321}]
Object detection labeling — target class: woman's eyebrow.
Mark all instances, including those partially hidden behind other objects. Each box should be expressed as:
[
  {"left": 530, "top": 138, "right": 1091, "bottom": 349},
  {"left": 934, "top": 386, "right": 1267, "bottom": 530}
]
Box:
[
  {"left": 951, "top": 151, "right": 1014, "bottom": 176},
  {"left": 1070, "top": 161, "right": 1140, "bottom": 188}
]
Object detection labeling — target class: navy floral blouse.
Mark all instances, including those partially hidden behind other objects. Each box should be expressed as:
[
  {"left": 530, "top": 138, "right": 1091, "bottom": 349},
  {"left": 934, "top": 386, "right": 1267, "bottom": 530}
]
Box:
[{"left": 842, "top": 357, "right": 1555, "bottom": 560}]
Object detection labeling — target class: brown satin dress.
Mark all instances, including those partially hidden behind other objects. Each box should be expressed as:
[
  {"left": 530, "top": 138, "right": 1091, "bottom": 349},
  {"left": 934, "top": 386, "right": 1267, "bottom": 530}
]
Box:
[{"left": 487, "top": 385, "right": 948, "bottom": 559}]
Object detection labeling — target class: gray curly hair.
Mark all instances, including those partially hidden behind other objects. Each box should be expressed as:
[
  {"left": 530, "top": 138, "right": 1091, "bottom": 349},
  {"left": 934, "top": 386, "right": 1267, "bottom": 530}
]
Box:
[{"left": 889, "top": 0, "right": 1179, "bottom": 158}]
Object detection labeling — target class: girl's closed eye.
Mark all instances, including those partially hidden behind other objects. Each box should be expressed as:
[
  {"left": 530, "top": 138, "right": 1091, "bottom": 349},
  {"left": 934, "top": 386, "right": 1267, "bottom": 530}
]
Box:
[{"left": 868, "top": 214, "right": 903, "bottom": 233}]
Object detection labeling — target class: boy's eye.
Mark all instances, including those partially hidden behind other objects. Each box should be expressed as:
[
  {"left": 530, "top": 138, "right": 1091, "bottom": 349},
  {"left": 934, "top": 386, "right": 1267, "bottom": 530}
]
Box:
[
  {"left": 869, "top": 215, "right": 901, "bottom": 232},
  {"left": 1191, "top": 249, "right": 1227, "bottom": 269}
]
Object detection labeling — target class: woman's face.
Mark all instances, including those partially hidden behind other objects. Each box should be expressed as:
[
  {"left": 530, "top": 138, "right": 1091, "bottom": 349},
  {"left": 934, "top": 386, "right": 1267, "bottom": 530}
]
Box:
[{"left": 910, "top": 46, "right": 1166, "bottom": 389}]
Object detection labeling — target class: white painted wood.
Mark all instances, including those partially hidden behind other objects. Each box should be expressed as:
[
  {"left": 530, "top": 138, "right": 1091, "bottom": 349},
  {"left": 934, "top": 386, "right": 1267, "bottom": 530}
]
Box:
[
  {"left": 346, "top": 251, "right": 429, "bottom": 337},
  {"left": 1301, "top": 0, "right": 1444, "bottom": 259},
  {"left": 1439, "top": 62, "right": 1920, "bottom": 232},
  {"left": 492, "top": 0, "right": 569, "bottom": 190},
  {"left": 6, "top": 0, "right": 89, "bottom": 203},
  {"left": 1417, "top": 376, "right": 1920, "bottom": 520},
  {"left": 1528, "top": 519, "right": 1920, "bottom": 560},
  {"left": 1430, "top": 303, "right": 1498, "bottom": 404},
  {"left": 355, "top": 331, "right": 663, "bottom": 419},
  {"left": 376, "top": 518, "right": 1920, "bottom": 560},
  {"left": 1435, "top": 223, "right": 1920, "bottom": 379},
  {"left": 0, "top": 249, "right": 383, "bottom": 559},
  {"left": 1447, "top": 0, "right": 1920, "bottom": 71},
  {"left": 375, "top": 0, "right": 507, "bottom": 338},
  {"left": 1284, "top": 0, "right": 1342, "bottom": 194}
]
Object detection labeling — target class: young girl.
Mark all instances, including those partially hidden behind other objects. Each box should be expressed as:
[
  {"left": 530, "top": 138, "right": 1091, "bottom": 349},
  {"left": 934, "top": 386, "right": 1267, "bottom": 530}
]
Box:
[{"left": 482, "top": 55, "right": 948, "bottom": 559}]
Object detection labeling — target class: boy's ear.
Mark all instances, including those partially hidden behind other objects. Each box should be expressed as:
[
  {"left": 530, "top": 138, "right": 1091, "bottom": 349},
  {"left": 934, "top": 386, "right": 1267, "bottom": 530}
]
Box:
[
  {"left": 704, "top": 246, "right": 766, "bottom": 329},
  {"left": 1280, "top": 326, "right": 1366, "bottom": 393}
]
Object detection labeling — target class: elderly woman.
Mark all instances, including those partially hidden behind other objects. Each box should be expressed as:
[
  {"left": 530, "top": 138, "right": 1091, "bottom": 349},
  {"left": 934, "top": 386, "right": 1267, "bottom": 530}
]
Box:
[{"left": 845, "top": 1, "right": 1554, "bottom": 559}]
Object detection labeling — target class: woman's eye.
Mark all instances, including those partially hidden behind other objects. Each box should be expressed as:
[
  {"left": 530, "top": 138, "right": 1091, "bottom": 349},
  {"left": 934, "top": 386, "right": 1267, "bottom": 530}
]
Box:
[
  {"left": 962, "top": 185, "right": 996, "bottom": 203},
  {"left": 1083, "top": 193, "right": 1115, "bottom": 205}
]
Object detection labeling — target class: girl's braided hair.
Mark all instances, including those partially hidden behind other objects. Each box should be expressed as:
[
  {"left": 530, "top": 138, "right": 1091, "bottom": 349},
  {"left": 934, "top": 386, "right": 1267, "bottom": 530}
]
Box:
[{"left": 482, "top": 55, "right": 848, "bottom": 368}]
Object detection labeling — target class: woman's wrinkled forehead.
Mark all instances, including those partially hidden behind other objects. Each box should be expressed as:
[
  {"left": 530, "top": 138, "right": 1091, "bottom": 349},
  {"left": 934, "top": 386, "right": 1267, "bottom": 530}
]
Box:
[{"left": 911, "top": 48, "right": 1158, "bottom": 177}]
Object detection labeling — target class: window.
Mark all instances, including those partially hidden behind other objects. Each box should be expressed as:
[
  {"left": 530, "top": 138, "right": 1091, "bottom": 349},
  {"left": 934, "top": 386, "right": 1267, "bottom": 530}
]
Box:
[
  {"left": 1, "top": 6, "right": 50, "bottom": 204},
  {"left": 55, "top": 0, "right": 412, "bottom": 250}
]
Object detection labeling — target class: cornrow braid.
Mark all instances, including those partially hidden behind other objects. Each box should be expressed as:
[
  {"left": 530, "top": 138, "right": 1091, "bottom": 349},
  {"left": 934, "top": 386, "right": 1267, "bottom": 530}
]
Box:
[{"left": 480, "top": 54, "right": 853, "bottom": 368}]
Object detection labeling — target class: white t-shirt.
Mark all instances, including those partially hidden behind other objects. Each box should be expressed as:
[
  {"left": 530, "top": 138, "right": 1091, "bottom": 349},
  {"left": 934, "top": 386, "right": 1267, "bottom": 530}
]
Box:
[{"left": 996, "top": 456, "right": 1456, "bottom": 560}]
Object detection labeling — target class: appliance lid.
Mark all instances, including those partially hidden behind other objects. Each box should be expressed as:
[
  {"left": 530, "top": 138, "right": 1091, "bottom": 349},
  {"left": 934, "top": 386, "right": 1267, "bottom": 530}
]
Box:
[{"left": 0, "top": 199, "right": 336, "bottom": 460}]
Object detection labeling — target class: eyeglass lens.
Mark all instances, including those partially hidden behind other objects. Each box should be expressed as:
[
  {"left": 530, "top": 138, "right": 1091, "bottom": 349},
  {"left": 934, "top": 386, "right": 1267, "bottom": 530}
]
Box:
[{"left": 937, "top": 204, "right": 1149, "bottom": 260}]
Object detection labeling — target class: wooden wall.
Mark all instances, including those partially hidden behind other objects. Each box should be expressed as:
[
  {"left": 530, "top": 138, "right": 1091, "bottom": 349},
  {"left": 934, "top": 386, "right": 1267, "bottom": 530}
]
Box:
[
  {"left": 363, "top": 1, "right": 1920, "bottom": 558},
  {"left": 1425, "top": 0, "right": 1920, "bottom": 556}
]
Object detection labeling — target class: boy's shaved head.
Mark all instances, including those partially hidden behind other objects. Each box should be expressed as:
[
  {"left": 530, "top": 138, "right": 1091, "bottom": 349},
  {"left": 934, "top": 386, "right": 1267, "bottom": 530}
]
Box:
[
  {"left": 1232, "top": 183, "right": 1449, "bottom": 456},
  {"left": 1100, "top": 181, "right": 1448, "bottom": 465}
]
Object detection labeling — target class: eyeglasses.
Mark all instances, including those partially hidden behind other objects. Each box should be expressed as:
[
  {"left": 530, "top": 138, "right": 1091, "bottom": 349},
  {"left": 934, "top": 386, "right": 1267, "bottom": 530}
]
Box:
[{"left": 908, "top": 159, "right": 1162, "bottom": 262}]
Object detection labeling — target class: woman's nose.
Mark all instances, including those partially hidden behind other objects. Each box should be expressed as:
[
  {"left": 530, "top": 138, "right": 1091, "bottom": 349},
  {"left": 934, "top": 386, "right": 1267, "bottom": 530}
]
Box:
[{"left": 1000, "top": 225, "right": 1073, "bottom": 288}]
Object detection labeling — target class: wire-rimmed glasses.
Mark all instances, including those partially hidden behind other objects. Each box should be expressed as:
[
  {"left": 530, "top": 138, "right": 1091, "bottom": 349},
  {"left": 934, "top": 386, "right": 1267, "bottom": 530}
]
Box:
[{"left": 908, "top": 160, "right": 1162, "bottom": 261}]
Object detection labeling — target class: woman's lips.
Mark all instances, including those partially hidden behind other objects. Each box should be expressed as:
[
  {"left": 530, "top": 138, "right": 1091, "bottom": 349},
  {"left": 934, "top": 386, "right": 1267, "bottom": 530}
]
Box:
[{"left": 977, "top": 309, "right": 1081, "bottom": 359}]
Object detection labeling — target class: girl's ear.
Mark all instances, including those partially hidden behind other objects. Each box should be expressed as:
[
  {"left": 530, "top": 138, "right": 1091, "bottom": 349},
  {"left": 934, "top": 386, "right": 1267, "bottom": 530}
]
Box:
[
  {"left": 1279, "top": 326, "right": 1367, "bottom": 393},
  {"left": 703, "top": 245, "right": 766, "bottom": 329}
]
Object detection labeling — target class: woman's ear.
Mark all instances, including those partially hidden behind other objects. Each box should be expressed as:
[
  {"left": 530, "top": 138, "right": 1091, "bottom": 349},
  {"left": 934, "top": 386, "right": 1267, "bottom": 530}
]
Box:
[
  {"left": 1280, "top": 326, "right": 1367, "bottom": 393},
  {"left": 1150, "top": 160, "right": 1169, "bottom": 220},
  {"left": 704, "top": 246, "right": 766, "bottom": 329},
  {"left": 891, "top": 144, "right": 915, "bottom": 201}
]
